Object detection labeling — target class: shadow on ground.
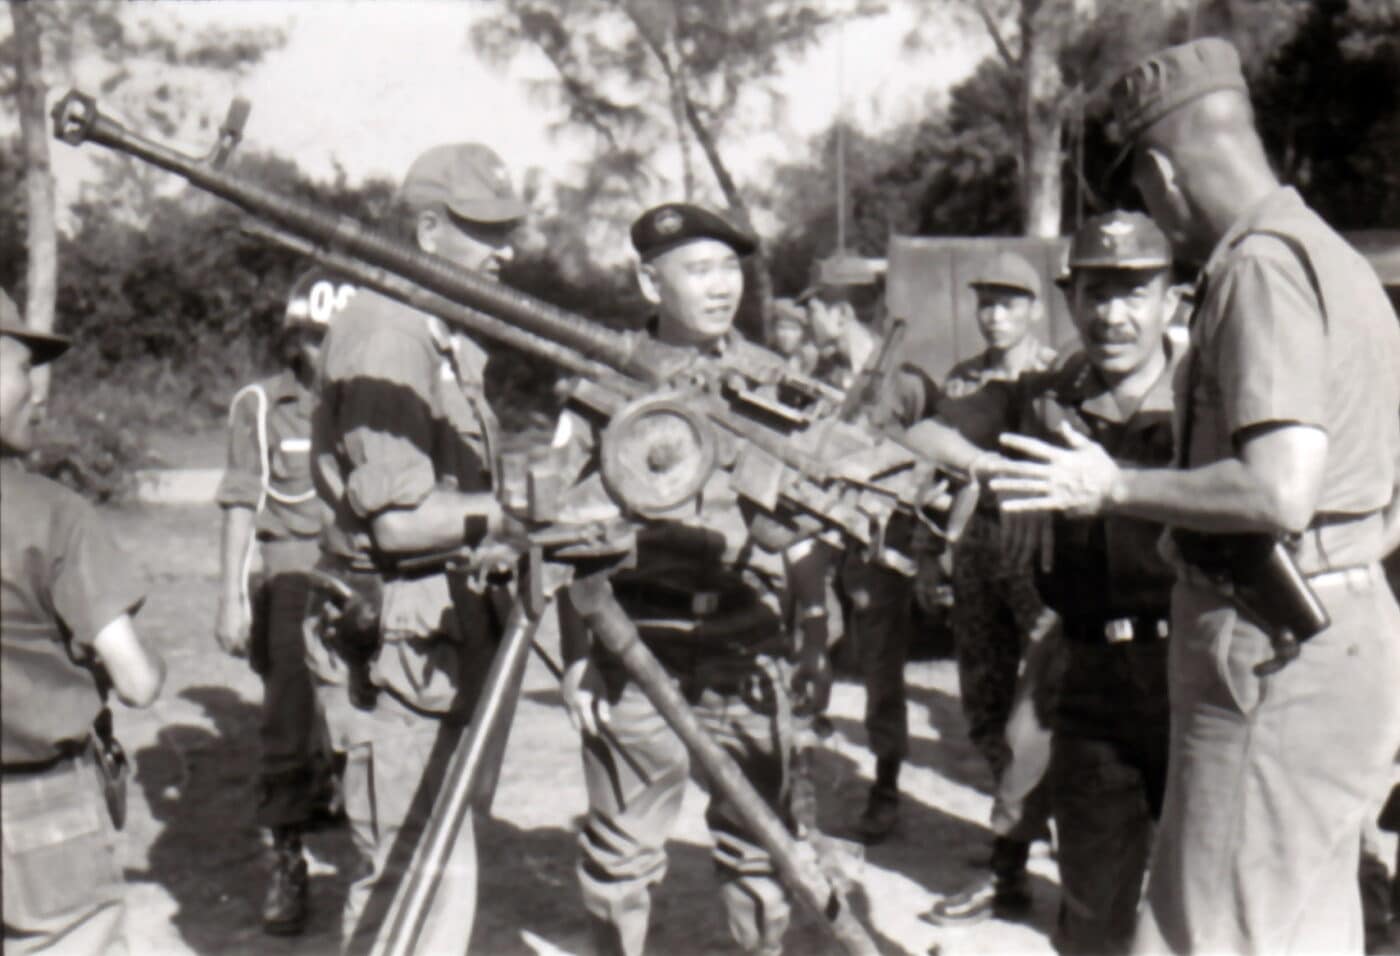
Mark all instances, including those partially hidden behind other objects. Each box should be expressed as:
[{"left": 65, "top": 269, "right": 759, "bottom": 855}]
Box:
[{"left": 130, "top": 685, "right": 356, "bottom": 955}]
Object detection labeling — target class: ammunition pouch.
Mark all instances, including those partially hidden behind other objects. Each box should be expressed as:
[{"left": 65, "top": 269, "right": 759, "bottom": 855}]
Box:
[{"left": 90, "top": 708, "right": 129, "bottom": 830}]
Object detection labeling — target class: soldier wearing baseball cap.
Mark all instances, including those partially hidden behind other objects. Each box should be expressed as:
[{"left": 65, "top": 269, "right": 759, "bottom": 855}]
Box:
[
  {"left": 987, "top": 36, "right": 1400, "bottom": 954},
  {"left": 312, "top": 143, "right": 525, "bottom": 951},
  {"left": 992, "top": 210, "right": 1180, "bottom": 951},
  {"left": 920, "top": 248, "right": 1058, "bottom": 927}
]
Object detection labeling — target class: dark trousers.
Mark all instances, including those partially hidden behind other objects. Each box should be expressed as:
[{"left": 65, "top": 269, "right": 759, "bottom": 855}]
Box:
[
  {"left": 1050, "top": 639, "right": 1169, "bottom": 956},
  {"left": 843, "top": 555, "right": 913, "bottom": 768},
  {"left": 249, "top": 538, "right": 324, "bottom": 829}
]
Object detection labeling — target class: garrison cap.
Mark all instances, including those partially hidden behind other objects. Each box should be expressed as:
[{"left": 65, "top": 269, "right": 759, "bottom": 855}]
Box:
[
  {"left": 0, "top": 289, "right": 69, "bottom": 366},
  {"left": 630, "top": 203, "right": 757, "bottom": 261},
  {"left": 1109, "top": 37, "right": 1248, "bottom": 146},
  {"left": 969, "top": 250, "right": 1042, "bottom": 298},
  {"left": 1065, "top": 210, "right": 1172, "bottom": 272},
  {"left": 398, "top": 143, "right": 527, "bottom": 224}
]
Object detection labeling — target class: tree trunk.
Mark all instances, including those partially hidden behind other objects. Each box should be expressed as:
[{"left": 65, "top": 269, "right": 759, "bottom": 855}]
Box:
[
  {"left": 11, "top": 0, "right": 59, "bottom": 398},
  {"left": 1019, "top": 0, "right": 1066, "bottom": 238}
]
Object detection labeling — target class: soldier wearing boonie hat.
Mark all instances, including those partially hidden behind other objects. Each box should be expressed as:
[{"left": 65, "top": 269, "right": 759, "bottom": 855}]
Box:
[
  {"left": 2, "top": 287, "right": 166, "bottom": 954},
  {"left": 311, "top": 143, "right": 526, "bottom": 951},
  {"left": 214, "top": 267, "right": 351, "bottom": 936},
  {"left": 986, "top": 37, "right": 1400, "bottom": 954}
]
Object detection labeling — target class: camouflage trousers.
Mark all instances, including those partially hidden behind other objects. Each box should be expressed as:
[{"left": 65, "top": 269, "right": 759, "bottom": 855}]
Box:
[{"left": 950, "top": 510, "right": 1046, "bottom": 783}]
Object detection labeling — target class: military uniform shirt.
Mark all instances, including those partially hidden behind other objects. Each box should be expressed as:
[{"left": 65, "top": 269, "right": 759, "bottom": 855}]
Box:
[
  {"left": 1, "top": 462, "right": 145, "bottom": 763},
  {"left": 314, "top": 289, "right": 497, "bottom": 569},
  {"left": 216, "top": 369, "right": 324, "bottom": 541},
  {"left": 1184, "top": 187, "right": 1400, "bottom": 567},
  {"left": 938, "top": 344, "right": 1058, "bottom": 450},
  {"left": 1020, "top": 346, "right": 1181, "bottom": 624}
]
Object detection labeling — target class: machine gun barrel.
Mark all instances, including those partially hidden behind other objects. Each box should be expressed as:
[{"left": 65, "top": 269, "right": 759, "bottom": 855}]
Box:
[
  {"left": 244, "top": 221, "right": 640, "bottom": 394},
  {"left": 50, "top": 90, "right": 668, "bottom": 385}
]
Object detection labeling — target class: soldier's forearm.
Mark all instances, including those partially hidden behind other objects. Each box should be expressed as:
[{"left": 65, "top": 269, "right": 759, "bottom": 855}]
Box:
[
  {"left": 1112, "top": 426, "right": 1327, "bottom": 535},
  {"left": 369, "top": 487, "right": 501, "bottom": 555},
  {"left": 217, "top": 505, "right": 257, "bottom": 603}
]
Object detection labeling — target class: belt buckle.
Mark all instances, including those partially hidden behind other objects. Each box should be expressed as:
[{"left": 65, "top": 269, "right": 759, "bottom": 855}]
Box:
[
  {"left": 1104, "top": 618, "right": 1134, "bottom": 644},
  {"left": 692, "top": 591, "right": 720, "bottom": 616}
]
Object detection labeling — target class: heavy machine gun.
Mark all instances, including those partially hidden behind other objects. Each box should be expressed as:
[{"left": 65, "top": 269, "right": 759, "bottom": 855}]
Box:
[{"left": 53, "top": 91, "right": 980, "bottom": 956}]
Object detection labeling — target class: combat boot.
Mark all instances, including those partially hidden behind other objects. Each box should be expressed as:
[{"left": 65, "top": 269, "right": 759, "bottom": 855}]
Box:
[
  {"left": 263, "top": 827, "right": 309, "bottom": 936},
  {"left": 856, "top": 757, "right": 901, "bottom": 844}
]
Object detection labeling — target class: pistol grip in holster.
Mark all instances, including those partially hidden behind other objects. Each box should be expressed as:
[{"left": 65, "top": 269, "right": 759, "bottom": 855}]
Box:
[
  {"left": 1175, "top": 532, "right": 1331, "bottom": 676},
  {"left": 91, "top": 708, "right": 129, "bottom": 830}
]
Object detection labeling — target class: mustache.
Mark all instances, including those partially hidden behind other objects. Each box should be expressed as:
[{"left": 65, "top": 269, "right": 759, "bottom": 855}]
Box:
[{"left": 1089, "top": 324, "right": 1136, "bottom": 345}]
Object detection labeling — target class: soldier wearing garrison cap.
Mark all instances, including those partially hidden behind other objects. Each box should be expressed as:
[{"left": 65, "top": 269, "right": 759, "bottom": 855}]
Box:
[
  {"left": 554, "top": 201, "right": 834, "bottom": 956},
  {"left": 995, "top": 210, "right": 1179, "bottom": 953},
  {"left": 990, "top": 37, "right": 1400, "bottom": 954},
  {"left": 2, "top": 289, "right": 166, "bottom": 954},
  {"left": 310, "top": 143, "right": 524, "bottom": 950}
]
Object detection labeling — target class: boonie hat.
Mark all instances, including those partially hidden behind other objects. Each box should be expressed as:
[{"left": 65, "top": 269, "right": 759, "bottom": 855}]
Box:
[
  {"left": 398, "top": 143, "right": 527, "bottom": 224},
  {"left": 630, "top": 203, "right": 757, "bottom": 261},
  {"left": 1109, "top": 37, "right": 1248, "bottom": 146},
  {"left": 0, "top": 289, "right": 69, "bottom": 366},
  {"left": 969, "top": 251, "right": 1042, "bottom": 298},
  {"left": 1064, "top": 211, "right": 1172, "bottom": 272}
]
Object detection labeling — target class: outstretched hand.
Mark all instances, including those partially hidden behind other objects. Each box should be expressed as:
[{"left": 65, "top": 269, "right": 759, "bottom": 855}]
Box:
[{"left": 989, "top": 422, "right": 1123, "bottom": 518}]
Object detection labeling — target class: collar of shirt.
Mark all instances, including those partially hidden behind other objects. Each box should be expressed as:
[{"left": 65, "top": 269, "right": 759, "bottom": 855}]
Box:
[
  {"left": 644, "top": 314, "right": 739, "bottom": 357},
  {"left": 1055, "top": 336, "right": 1182, "bottom": 425},
  {"left": 953, "top": 343, "right": 1057, "bottom": 386},
  {"left": 1200, "top": 186, "right": 1305, "bottom": 284}
]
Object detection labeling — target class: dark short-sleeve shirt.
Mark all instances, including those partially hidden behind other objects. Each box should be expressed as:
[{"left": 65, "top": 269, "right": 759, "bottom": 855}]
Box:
[
  {"left": 1020, "top": 347, "right": 1181, "bottom": 624},
  {"left": 313, "top": 289, "right": 498, "bottom": 568},
  {"left": 1, "top": 462, "right": 146, "bottom": 763},
  {"left": 938, "top": 343, "right": 1059, "bottom": 450},
  {"left": 1183, "top": 187, "right": 1400, "bottom": 566},
  {"left": 216, "top": 370, "right": 325, "bottom": 541}
]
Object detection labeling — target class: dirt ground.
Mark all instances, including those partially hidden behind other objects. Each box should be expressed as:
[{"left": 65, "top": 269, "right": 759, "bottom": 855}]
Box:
[{"left": 103, "top": 499, "right": 1066, "bottom": 956}]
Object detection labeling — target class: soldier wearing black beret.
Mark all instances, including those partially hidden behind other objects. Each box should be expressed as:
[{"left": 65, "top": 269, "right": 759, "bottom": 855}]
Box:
[{"left": 553, "top": 202, "right": 834, "bottom": 956}]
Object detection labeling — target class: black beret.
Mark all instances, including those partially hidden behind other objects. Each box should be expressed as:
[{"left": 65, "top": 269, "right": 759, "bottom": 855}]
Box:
[{"left": 630, "top": 203, "right": 757, "bottom": 261}]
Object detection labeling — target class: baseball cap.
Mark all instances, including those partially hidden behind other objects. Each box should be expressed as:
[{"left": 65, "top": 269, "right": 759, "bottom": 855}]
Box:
[
  {"left": 398, "top": 143, "right": 527, "bottom": 224},
  {"left": 0, "top": 289, "right": 69, "bottom": 366},
  {"left": 969, "top": 251, "right": 1042, "bottom": 298},
  {"left": 1064, "top": 211, "right": 1172, "bottom": 272},
  {"left": 283, "top": 267, "right": 357, "bottom": 331},
  {"left": 630, "top": 203, "right": 757, "bottom": 261},
  {"left": 1109, "top": 37, "right": 1248, "bottom": 147}
]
